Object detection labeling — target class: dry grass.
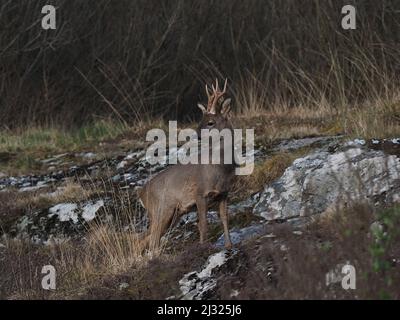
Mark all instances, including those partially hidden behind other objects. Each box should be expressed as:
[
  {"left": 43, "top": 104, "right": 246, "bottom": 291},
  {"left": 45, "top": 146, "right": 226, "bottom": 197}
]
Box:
[
  {"left": 0, "top": 236, "right": 142, "bottom": 299},
  {"left": 2, "top": 163, "right": 400, "bottom": 299},
  {"left": 0, "top": 118, "right": 166, "bottom": 175},
  {"left": 0, "top": 232, "right": 215, "bottom": 299},
  {"left": 0, "top": 192, "right": 26, "bottom": 235},
  {"left": 345, "top": 98, "right": 400, "bottom": 139},
  {"left": 217, "top": 204, "right": 400, "bottom": 299},
  {"left": 234, "top": 91, "right": 400, "bottom": 142},
  {"left": 19, "top": 180, "right": 94, "bottom": 208},
  {"left": 0, "top": 119, "right": 127, "bottom": 174},
  {"left": 0, "top": 160, "right": 220, "bottom": 299},
  {"left": 1, "top": 83, "right": 399, "bottom": 176},
  {"left": 0, "top": 179, "right": 170, "bottom": 299},
  {"left": 0, "top": 120, "right": 127, "bottom": 154}
]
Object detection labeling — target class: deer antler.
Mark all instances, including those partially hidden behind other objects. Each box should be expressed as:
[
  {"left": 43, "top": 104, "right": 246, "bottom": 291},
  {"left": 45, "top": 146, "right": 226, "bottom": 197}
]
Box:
[{"left": 205, "top": 78, "right": 227, "bottom": 114}]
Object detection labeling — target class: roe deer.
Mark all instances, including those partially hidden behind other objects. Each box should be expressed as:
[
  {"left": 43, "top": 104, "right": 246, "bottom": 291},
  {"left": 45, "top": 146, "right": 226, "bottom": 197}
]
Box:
[{"left": 138, "top": 79, "right": 235, "bottom": 251}]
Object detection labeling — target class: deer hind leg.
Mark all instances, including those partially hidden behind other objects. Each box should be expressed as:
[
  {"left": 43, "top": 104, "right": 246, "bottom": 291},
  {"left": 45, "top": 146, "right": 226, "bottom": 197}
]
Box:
[
  {"left": 137, "top": 202, "right": 162, "bottom": 253},
  {"left": 136, "top": 206, "right": 153, "bottom": 253},
  {"left": 148, "top": 219, "right": 169, "bottom": 251},
  {"left": 137, "top": 229, "right": 151, "bottom": 253},
  {"left": 147, "top": 206, "right": 178, "bottom": 251},
  {"left": 148, "top": 223, "right": 163, "bottom": 251},
  {"left": 196, "top": 197, "right": 209, "bottom": 244},
  {"left": 219, "top": 198, "right": 232, "bottom": 249}
]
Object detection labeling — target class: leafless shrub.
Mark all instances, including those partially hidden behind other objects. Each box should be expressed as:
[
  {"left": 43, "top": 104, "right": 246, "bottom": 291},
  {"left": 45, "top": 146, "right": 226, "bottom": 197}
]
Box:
[{"left": 1, "top": 1, "right": 399, "bottom": 129}]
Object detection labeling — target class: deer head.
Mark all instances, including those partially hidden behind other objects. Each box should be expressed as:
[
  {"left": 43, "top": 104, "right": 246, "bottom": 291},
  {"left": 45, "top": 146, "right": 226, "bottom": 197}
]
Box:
[{"left": 197, "top": 79, "right": 232, "bottom": 132}]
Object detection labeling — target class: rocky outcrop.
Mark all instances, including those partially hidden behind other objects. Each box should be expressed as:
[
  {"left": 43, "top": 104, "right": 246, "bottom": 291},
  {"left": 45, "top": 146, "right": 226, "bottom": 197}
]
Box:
[
  {"left": 215, "top": 224, "right": 264, "bottom": 248},
  {"left": 254, "top": 140, "right": 400, "bottom": 220},
  {"left": 2, "top": 136, "right": 400, "bottom": 250},
  {"left": 273, "top": 135, "right": 341, "bottom": 152},
  {"left": 2, "top": 135, "right": 400, "bottom": 300},
  {"left": 9, "top": 200, "right": 106, "bottom": 244},
  {"left": 179, "top": 249, "right": 239, "bottom": 300}
]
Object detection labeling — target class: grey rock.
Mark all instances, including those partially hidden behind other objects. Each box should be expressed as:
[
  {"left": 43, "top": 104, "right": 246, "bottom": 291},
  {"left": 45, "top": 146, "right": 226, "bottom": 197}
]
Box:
[
  {"left": 215, "top": 223, "right": 265, "bottom": 247},
  {"left": 9, "top": 199, "right": 106, "bottom": 243},
  {"left": 228, "top": 194, "right": 259, "bottom": 213},
  {"left": 119, "top": 282, "right": 129, "bottom": 290},
  {"left": 116, "top": 160, "right": 128, "bottom": 170},
  {"left": 79, "top": 152, "right": 96, "bottom": 159},
  {"left": 179, "top": 249, "right": 238, "bottom": 300},
  {"left": 254, "top": 146, "right": 400, "bottom": 220},
  {"left": 112, "top": 174, "right": 121, "bottom": 182},
  {"left": 274, "top": 136, "right": 341, "bottom": 152}
]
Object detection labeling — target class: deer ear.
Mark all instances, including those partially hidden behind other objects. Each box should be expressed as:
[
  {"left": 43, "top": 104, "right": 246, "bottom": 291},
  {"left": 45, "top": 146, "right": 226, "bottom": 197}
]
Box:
[
  {"left": 197, "top": 103, "right": 206, "bottom": 113},
  {"left": 221, "top": 98, "right": 232, "bottom": 116}
]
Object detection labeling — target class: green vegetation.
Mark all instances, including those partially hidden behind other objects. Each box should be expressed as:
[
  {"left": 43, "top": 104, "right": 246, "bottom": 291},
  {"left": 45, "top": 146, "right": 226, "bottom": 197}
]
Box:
[
  {"left": 0, "top": 119, "right": 130, "bottom": 174},
  {"left": 0, "top": 120, "right": 127, "bottom": 154}
]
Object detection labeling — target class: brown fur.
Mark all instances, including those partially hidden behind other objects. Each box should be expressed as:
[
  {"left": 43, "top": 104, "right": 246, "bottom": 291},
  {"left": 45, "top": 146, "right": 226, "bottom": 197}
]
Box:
[{"left": 138, "top": 80, "right": 235, "bottom": 251}]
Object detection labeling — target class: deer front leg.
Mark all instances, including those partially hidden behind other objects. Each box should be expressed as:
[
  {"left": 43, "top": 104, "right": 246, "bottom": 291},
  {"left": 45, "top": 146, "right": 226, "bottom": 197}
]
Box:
[
  {"left": 219, "top": 198, "right": 232, "bottom": 249},
  {"left": 196, "top": 197, "right": 208, "bottom": 244}
]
